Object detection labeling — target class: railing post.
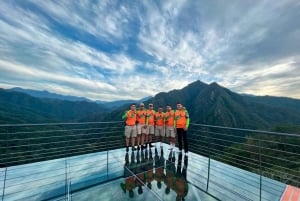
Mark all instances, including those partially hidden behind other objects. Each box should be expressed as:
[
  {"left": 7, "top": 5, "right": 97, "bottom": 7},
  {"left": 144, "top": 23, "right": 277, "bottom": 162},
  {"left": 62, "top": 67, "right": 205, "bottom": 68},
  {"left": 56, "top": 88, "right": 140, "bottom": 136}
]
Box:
[
  {"left": 65, "top": 159, "right": 67, "bottom": 201},
  {"left": 67, "top": 160, "right": 71, "bottom": 201},
  {"left": 107, "top": 150, "right": 109, "bottom": 179},
  {"left": 1, "top": 167, "right": 7, "bottom": 201},
  {"left": 259, "top": 135, "right": 262, "bottom": 201},
  {"left": 206, "top": 127, "right": 211, "bottom": 192}
]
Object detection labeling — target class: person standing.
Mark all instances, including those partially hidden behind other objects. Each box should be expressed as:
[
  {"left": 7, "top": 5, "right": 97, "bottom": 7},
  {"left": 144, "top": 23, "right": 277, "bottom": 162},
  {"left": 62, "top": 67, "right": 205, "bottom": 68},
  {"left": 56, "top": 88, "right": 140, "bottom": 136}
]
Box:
[
  {"left": 136, "top": 103, "right": 147, "bottom": 150},
  {"left": 154, "top": 106, "right": 165, "bottom": 148},
  {"left": 174, "top": 103, "right": 190, "bottom": 155},
  {"left": 165, "top": 105, "right": 176, "bottom": 150},
  {"left": 146, "top": 103, "right": 155, "bottom": 148},
  {"left": 122, "top": 104, "right": 137, "bottom": 152}
]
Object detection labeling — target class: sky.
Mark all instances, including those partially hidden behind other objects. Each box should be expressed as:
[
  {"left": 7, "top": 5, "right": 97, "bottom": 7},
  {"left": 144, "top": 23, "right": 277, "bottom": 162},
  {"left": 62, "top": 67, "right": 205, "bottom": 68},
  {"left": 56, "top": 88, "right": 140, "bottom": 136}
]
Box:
[{"left": 0, "top": 0, "right": 300, "bottom": 101}]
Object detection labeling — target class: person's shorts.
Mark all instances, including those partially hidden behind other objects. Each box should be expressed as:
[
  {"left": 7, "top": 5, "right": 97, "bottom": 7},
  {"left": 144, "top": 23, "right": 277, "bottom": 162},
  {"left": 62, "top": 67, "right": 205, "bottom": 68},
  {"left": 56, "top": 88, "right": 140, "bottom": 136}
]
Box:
[
  {"left": 124, "top": 125, "right": 137, "bottom": 138},
  {"left": 147, "top": 125, "right": 155, "bottom": 135},
  {"left": 165, "top": 126, "right": 176, "bottom": 138},
  {"left": 155, "top": 126, "right": 165, "bottom": 137},
  {"left": 137, "top": 124, "right": 147, "bottom": 135}
]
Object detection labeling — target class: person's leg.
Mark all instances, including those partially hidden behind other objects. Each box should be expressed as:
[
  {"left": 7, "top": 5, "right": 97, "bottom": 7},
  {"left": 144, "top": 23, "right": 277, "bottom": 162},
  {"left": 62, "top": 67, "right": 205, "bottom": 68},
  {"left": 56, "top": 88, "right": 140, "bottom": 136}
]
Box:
[
  {"left": 137, "top": 124, "right": 141, "bottom": 149},
  {"left": 125, "top": 126, "right": 130, "bottom": 151},
  {"left": 177, "top": 128, "right": 183, "bottom": 151},
  {"left": 131, "top": 126, "right": 137, "bottom": 150},
  {"left": 141, "top": 125, "right": 147, "bottom": 148},
  {"left": 160, "top": 126, "right": 165, "bottom": 146},
  {"left": 131, "top": 136, "right": 135, "bottom": 147},
  {"left": 149, "top": 126, "right": 154, "bottom": 147},
  {"left": 182, "top": 130, "right": 188, "bottom": 153},
  {"left": 154, "top": 126, "right": 159, "bottom": 146}
]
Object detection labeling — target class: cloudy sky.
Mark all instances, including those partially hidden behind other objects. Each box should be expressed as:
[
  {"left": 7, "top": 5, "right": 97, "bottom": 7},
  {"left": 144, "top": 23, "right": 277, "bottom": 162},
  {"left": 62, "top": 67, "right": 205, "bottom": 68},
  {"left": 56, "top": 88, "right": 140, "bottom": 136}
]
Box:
[{"left": 0, "top": 0, "right": 300, "bottom": 101}]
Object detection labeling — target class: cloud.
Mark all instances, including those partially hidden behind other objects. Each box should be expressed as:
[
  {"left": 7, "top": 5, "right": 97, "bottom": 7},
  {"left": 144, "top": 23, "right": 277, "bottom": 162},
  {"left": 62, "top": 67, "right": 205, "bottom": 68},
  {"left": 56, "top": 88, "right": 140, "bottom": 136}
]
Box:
[{"left": 0, "top": 0, "right": 299, "bottom": 101}]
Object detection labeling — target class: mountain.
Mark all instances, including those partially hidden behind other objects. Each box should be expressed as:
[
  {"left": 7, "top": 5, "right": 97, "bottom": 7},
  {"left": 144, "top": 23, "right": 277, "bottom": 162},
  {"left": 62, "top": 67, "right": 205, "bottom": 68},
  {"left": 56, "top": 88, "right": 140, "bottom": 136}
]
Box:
[
  {"left": 3, "top": 81, "right": 300, "bottom": 129},
  {"left": 0, "top": 89, "right": 108, "bottom": 124},
  {"left": 9, "top": 87, "right": 152, "bottom": 110},
  {"left": 102, "top": 80, "right": 300, "bottom": 130},
  {"left": 102, "top": 96, "right": 152, "bottom": 109},
  {"left": 9, "top": 87, "right": 91, "bottom": 102},
  {"left": 9, "top": 87, "right": 92, "bottom": 102}
]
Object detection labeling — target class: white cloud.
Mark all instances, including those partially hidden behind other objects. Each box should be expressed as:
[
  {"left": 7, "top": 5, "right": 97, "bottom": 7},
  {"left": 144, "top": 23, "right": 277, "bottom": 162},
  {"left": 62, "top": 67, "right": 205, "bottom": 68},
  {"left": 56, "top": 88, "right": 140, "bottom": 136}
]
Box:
[
  {"left": 30, "top": 0, "right": 131, "bottom": 41},
  {"left": 0, "top": 0, "right": 300, "bottom": 101}
]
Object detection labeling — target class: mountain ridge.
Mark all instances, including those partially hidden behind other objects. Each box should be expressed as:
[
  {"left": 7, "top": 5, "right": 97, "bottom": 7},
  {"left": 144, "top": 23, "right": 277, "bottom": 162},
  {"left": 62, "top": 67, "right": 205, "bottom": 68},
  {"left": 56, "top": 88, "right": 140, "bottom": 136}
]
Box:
[
  {"left": 102, "top": 80, "right": 300, "bottom": 130},
  {"left": 2, "top": 81, "right": 300, "bottom": 130},
  {"left": 9, "top": 87, "right": 152, "bottom": 110}
]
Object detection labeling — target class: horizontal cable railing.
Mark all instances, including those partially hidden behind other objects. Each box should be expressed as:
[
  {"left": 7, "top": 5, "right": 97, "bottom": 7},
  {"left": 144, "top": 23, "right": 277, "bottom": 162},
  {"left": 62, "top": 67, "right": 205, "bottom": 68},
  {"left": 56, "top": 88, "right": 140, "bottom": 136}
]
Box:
[
  {"left": 188, "top": 123, "right": 300, "bottom": 189},
  {"left": 0, "top": 122, "right": 125, "bottom": 167},
  {"left": 0, "top": 121, "right": 299, "bottom": 201}
]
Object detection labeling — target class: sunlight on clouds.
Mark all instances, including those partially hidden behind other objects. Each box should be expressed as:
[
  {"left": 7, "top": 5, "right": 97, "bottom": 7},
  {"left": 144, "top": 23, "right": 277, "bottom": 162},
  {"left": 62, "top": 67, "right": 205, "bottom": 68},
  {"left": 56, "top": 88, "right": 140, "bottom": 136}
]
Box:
[
  {"left": 31, "top": 0, "right": 130, "bottom": 41},
  {"left": 220, "top": 60, "right": 300, "bottom": 98},
  {"left": 0, "top": 0, "right": 299, "bottom": 100},
  {"left": 0, "top": 59, "right": 116, "bottom": 93}
]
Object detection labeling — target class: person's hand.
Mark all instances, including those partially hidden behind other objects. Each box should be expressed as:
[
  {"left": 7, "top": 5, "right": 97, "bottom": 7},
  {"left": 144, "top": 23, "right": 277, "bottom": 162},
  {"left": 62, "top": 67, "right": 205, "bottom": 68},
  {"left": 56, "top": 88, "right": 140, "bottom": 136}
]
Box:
[{"left": 183, "top": 127, "right": 188, "bottom": 131}]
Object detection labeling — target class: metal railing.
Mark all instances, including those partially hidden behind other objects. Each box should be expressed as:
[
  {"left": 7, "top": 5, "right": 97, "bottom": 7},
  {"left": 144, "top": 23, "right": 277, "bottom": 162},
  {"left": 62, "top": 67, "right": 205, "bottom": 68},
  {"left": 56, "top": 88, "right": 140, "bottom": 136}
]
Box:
[
  {"left": 0, "top": 121, "right": 299, "bottom": 201},
  {"left": 188, "top": 123, "right": 300, "bottom": 201},
  {"left": 0, "top": 121, "right": 126, "bottom": 201}
]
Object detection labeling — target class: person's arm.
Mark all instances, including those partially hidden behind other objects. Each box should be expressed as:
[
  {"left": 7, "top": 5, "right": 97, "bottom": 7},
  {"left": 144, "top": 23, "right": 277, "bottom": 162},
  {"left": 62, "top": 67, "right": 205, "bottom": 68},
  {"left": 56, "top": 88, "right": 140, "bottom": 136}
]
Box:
[
  {"left": 185, "top": 110, "right": 190, "bottom": 129},
  {"left": 173, "top": 110, "right": 177, "bottom": 128},
  {"left": 146, "top": 113, "right": 149, "bottom": 125},
  {"left": 122, "top": 111, "right": 128, "bottom": 120},
  {"left": 185, "top": 118, "right": 190, "bottom": 128}
]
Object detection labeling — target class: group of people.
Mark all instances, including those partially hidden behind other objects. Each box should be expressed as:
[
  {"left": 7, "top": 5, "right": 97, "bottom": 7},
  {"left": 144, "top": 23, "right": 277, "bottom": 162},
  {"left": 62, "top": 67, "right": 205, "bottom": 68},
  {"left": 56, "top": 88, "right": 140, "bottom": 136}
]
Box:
[
  {"left": 120, "top": 147, "right": 189, "bottom": 200},
  {"left": 122, "top": 102, "right": 190, "bottom": 155}
]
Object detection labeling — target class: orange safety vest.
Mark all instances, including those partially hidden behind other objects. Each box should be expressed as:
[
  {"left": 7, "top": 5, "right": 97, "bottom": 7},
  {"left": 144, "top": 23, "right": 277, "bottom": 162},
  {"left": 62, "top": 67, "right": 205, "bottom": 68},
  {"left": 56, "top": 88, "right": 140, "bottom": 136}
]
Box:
[
  {"left": 146, "top": 110, "right": 155, "bottom": 126},
  {"left": 137, "top": 109, "right": 147, "bottom": 124},
  {"left": 155, "top": 112, "right": 165, "bottom": 126},
  {"left": 165, "top": 110, "right": 175, "bottom": 127},
  {"left": 175, "top": 177, "right": 188, "bottom": 197},
  {"left": 125, "top": 110, "right": 136, "bottom": 126},
  {"left": 175, "top": 110, "right": 188, "bottom": 128},
  {"left": 125, "top": 176, "right": 135, "bottom": 190}
]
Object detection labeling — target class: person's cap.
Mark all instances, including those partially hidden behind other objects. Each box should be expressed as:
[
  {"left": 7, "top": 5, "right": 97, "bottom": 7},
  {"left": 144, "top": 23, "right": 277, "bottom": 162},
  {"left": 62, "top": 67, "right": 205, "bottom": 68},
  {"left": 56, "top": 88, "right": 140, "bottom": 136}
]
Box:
[
  {"left": 148, "top": 103, "right": 153, "bottom": 106},
  {"left": 140, "top": 103, "right": 144, "bottom": 106}
]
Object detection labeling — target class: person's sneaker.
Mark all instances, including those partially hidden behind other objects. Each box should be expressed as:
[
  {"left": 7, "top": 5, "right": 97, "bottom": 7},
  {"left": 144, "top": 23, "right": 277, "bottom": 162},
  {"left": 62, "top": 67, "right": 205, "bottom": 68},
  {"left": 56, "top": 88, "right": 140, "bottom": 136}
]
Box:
[
  {"left": 126, "top": 147, "right": 129, "bottom": 152},
  {"left": 132, "top": 146, "right": 137, "bottom": 151}
]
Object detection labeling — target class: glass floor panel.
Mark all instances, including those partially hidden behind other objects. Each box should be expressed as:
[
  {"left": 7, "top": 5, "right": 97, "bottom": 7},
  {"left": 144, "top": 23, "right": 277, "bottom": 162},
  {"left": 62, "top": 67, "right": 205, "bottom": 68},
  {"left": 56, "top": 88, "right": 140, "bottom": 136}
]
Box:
[
  {"left": 1, "top": 143, "right": 288, "bottom": 201},
  {"left": 71, "top": 147, "right": 217, "bottom": 201}
]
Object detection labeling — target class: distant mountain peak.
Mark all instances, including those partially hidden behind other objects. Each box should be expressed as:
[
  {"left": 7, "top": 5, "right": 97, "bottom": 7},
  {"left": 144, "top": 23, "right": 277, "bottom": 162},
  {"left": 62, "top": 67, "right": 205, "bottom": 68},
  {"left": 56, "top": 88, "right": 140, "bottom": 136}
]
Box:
[{"left": 9, "top": 87, "right": 91, "bottom": 102}]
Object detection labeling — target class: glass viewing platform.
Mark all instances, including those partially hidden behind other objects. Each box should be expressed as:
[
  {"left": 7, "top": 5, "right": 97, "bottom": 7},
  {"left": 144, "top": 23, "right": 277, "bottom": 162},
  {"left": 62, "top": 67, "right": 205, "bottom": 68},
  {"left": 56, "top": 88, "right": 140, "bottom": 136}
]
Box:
[{"left": 0, "top": 122, "right": 299, "bottom": 201}]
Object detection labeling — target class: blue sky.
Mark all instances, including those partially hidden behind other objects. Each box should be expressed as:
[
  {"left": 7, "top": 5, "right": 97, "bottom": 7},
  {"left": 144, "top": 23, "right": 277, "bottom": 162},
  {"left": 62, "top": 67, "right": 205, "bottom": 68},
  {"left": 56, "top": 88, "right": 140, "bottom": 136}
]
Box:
[{"left": 0, "top": 0, "right": 300, "bottom": 101}]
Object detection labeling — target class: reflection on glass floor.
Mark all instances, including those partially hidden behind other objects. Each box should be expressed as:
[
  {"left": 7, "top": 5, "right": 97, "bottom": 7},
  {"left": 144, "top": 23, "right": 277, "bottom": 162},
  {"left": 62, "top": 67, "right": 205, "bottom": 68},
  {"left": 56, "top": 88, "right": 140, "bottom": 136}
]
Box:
[
  {"left": 0, "top": 143, "right": 292, "bottom": 201},
  {"left": 72, "top": 145, "right": 216, "bottom": 201},
  {"left": 71, "top": 143, "right": 288, "bottom": 201}
]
